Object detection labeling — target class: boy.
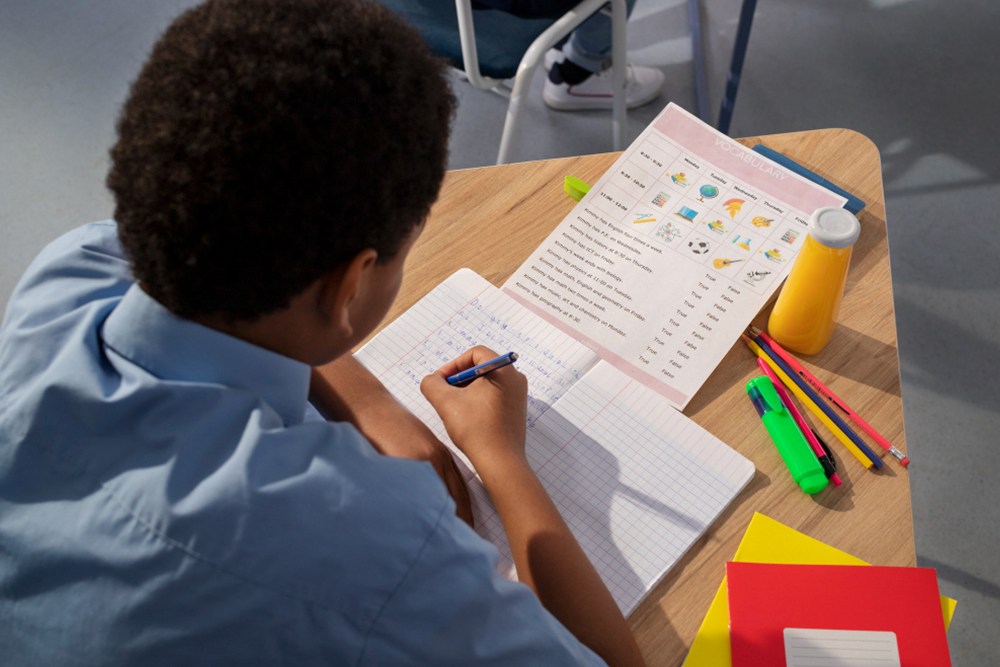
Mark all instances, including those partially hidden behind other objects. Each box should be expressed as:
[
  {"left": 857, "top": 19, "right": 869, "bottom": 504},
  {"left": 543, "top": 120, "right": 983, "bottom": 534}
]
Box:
[{"left": 0, "top": 0, "right": 643, "bottom": 664}]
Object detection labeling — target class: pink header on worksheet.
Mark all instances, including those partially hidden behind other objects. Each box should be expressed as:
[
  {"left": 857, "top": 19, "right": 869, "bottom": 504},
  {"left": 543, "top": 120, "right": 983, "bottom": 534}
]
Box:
[{"left": 652, "top": 105, "right": 846, "bottom": 213}]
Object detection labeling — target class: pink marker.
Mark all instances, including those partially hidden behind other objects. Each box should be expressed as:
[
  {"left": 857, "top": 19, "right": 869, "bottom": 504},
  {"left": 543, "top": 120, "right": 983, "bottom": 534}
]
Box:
[{"left": 756, "top": 357, "right": 842, "bottom": 486}]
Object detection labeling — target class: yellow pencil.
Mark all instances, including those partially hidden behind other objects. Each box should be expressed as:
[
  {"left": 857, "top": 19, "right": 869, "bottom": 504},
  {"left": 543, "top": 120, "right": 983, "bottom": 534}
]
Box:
[{"left": 742, "top": 335, "right": 874, "bottom": 470}]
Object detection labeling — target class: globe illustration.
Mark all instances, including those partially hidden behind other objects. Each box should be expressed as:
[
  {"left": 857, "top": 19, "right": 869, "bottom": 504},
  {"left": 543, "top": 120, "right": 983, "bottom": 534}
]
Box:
[{"left": 699, "top": 184, "right": 720, "bottom": 201}]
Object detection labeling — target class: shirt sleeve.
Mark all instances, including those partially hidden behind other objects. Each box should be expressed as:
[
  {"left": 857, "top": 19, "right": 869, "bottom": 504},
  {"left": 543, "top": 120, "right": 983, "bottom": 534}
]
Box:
[
  {"left": 1, "top": 221, "right": 132, "bottom": 334},
  {"left": 358, "top": 504, "right": 608, "bottom": 666}
]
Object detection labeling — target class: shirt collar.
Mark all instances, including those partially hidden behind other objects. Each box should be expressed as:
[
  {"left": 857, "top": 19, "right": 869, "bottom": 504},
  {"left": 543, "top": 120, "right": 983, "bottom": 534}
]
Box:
[{"left": 101, "top": 284, "right": 311, "bottom": 426}]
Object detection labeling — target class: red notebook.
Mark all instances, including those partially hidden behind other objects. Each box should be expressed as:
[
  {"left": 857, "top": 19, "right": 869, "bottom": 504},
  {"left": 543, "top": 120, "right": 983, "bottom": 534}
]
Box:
[{"left": 726, "top": 561, "right": 951, "bottom": 667}]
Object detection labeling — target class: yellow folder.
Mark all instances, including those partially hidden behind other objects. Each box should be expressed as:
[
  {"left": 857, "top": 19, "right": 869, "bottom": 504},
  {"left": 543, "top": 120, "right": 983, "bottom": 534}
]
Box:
[{"left": 682, "top": 513, "right": 958, "bottom": 667}]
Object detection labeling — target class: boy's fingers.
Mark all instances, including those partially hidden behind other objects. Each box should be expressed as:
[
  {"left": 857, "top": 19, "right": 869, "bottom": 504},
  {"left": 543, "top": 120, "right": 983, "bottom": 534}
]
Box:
[
  {"left": 432, "top": 357, "right": 469, "bottom": 378},
  {"left": 419, "top": 372, "right": 451, "bottom": 403},
  {"left": 432, "top": 345, "right": 501, "bottom": 379}
]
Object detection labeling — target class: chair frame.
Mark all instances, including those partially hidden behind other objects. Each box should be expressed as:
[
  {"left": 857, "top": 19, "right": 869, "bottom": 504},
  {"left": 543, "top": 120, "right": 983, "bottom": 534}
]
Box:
[{"left": 453, "top": 0, "right": 627, "bottom": 164}]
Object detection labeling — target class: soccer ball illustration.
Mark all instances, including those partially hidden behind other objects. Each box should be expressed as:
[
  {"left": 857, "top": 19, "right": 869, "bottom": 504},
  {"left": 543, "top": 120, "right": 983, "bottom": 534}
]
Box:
[{"left": 688, "top": 239, "right": 710, "bottom": 254}]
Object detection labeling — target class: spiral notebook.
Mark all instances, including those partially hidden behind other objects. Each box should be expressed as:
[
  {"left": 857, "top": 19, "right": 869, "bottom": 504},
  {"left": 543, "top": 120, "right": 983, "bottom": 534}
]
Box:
[{"left": 355, "top": 269, "right": 755, "bottom": 615}]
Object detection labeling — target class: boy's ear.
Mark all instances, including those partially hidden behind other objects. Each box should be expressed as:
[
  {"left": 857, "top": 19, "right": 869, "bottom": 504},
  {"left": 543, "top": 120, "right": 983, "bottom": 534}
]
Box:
[{"left": 317, "top": 248, "right": 379, "bottom": 338}]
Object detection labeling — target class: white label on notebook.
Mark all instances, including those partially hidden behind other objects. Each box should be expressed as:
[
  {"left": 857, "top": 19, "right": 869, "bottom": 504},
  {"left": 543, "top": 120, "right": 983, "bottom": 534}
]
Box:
[{"left": 784, "top": 628, "right": 901, "bottom": 667}]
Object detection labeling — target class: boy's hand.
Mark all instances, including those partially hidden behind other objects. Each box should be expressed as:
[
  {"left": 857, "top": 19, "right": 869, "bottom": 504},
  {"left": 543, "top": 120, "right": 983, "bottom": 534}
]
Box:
[
  {"left": 310, "top": 362, "right": 473, "bottom": 526},
  {"left": 420, "top": 346, "right": 528, "bottom": 474},
  {"left": 372, "top": 418, "right": 474, "bottom": 528}
]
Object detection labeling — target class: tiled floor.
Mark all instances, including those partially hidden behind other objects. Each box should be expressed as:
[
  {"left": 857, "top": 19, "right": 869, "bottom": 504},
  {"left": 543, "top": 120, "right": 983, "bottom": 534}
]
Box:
[{"left": 2, "top": 0, "right": 998, "bottom": 663}]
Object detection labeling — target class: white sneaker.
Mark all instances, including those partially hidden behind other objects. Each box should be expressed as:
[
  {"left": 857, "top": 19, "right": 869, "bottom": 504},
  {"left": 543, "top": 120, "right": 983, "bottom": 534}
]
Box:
[
  {"left": 543, "top": 63, "right": 665, "bottom": 111},
  {"left": 543, "top": 47, "right": 565, "bottom": 72}
]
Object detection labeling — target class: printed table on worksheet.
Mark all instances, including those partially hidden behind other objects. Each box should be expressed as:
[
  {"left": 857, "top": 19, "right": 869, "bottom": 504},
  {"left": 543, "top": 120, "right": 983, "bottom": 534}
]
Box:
[{"left": 504, "top": 104, "right": 846, "bottom": 408}]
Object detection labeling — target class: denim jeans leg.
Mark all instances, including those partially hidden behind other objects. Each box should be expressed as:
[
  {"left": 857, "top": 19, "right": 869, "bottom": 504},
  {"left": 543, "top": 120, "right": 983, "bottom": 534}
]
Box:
[{"left": 563, "top": 0, "right": 636, "bottom": 73}]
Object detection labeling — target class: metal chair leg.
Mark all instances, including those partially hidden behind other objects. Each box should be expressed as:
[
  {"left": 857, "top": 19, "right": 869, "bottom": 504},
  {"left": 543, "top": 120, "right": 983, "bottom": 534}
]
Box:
[
  {"left": 495, "top": 0, "right": 612, "bottom": 164},
  {"left": 687, "top": 0, "right": 710, "bottom": 123},
  {"left": 717, "top": 0, "right": 757, "bottom": 134},
  {"left": 611, "top": 0, "right": 627, "bottom": 150}
]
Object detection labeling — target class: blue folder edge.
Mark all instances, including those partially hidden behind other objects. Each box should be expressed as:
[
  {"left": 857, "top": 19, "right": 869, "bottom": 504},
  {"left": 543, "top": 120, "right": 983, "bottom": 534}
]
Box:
[{"left": 752, "top": 144, "right": 866, "bottom": 214}]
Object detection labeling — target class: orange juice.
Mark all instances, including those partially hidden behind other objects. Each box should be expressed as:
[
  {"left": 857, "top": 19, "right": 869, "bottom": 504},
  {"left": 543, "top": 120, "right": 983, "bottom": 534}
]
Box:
[{"left": 768, "top": 208, "right": 860, "bottom": 355}]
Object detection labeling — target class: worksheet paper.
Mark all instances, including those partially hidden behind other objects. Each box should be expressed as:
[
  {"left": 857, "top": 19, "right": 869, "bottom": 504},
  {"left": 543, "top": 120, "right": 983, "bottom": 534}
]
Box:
[
  {"left": 503, "top": 103, "right": 847, "bottom": 408},
  {"left": 355, "top": 269, "right": 755, "bottom": 615}
]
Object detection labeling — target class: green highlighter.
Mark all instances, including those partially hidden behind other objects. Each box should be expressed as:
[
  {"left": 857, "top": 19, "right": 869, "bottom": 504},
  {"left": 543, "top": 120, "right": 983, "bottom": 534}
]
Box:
[{"left": 746, "top": 376, "right": 828, "bottom": 494}]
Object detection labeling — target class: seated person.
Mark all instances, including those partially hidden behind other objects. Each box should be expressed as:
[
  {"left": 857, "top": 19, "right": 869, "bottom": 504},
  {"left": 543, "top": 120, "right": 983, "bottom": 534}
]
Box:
[
  {"left": 0, "top": 0, "right": 643, "bottom": 665},
  {"left": 474, "top": 0, "right": 665, "bottom": 110}
]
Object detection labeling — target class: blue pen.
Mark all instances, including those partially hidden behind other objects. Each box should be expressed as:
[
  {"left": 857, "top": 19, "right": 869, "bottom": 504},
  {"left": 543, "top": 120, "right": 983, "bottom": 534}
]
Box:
[{"left": 446, "top": 352, "right": 519, "bottom": 386}]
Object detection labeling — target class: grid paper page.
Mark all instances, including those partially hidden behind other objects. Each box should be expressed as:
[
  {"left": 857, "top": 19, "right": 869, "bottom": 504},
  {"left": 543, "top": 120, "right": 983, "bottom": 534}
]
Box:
[
  {"left": 356, "top": 269, "right": 600, "bottom": 433},
  {"left": 525, "top": 360, "right": 754, "bottom": 614},
  {"left": 355, "top": 269, "right": 754, "bottom": 614}
]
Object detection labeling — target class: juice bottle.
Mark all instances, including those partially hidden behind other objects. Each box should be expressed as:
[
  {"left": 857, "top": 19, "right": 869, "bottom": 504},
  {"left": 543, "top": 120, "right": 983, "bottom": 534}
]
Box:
[{"left": 767, "top": 207, "right": 860, "bottom": 355}]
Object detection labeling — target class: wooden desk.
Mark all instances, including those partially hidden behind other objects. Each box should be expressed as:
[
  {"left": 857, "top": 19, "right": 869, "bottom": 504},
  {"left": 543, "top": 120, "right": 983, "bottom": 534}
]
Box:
[{"left": 381, "top": 129, "right": 911, "bottom": 665}]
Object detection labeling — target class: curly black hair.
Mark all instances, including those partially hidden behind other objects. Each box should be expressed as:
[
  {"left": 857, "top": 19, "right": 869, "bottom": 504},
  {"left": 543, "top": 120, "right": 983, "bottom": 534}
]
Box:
[{"left": 108, "top": 0, "right": 455, "bottom": 321}]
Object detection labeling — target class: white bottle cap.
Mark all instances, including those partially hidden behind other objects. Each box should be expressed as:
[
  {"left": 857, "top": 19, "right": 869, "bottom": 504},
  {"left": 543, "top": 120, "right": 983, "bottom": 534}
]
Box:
[{"left": 808, "top": 207, "right": 860, "bottom": 248}]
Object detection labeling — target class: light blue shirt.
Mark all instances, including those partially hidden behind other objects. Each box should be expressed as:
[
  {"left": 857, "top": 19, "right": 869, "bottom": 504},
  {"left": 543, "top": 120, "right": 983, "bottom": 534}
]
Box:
[{"left": 0, "top": 222, "right": 604, "bottom": 666}]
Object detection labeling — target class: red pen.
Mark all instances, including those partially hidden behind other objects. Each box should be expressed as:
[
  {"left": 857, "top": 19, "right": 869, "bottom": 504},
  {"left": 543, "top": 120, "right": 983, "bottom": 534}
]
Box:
[
  {"left": 751, "top": 326, "right": 910, "bottom": 467},
  {"left": 757, "top": 357, "right": 842, "bottom": 486}
]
